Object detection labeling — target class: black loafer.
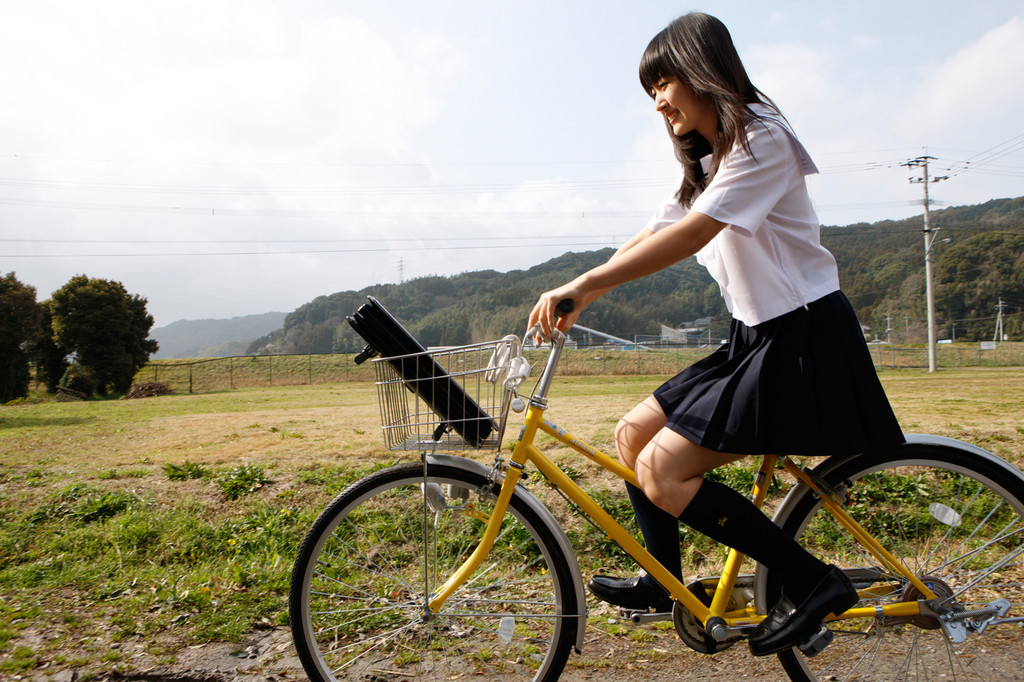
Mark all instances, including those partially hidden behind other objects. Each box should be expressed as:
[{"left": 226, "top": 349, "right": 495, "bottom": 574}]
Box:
[
  {"left": 587, "top": 574, "right": 673, "bottom": 612},
  {"left": 748, "top": 565, "right": 858, "bottom": 657}
]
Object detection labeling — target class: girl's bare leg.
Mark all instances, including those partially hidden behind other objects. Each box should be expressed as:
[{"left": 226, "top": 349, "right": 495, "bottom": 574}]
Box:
[{"left": 614, "top": 395, "right": 744, "bottom": 515}]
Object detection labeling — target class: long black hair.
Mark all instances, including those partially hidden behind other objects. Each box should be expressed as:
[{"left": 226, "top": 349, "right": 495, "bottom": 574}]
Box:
[{"left": 639, "top": 12, "right": 780, "bottom": 207}]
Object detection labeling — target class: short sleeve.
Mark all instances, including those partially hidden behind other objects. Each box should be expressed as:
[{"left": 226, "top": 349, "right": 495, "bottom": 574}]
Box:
[
  {"left": 643, "top": 180, "right": 687, "bottom": 232},
  {"left": 691, "top": 119, "right": 801, "bottom": 235}
]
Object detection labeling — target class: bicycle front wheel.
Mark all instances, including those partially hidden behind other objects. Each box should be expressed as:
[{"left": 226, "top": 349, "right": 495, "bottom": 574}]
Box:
[
  {"left": 768, "top": 442, "right": 1024, "bottom": 681},
  {"left": 289, "top": 461, "right": 579, "bottom": 681}
]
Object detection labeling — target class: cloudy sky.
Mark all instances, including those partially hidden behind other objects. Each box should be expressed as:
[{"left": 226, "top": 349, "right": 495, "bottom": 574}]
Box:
[{"left": 2, "top": 1, "right": 1022, "bottom": 327}]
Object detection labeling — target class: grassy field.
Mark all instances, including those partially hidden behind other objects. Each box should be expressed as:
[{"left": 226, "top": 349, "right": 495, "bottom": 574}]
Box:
[{"left": 1, "top": 367, "right": 1022, "bottom": 678}]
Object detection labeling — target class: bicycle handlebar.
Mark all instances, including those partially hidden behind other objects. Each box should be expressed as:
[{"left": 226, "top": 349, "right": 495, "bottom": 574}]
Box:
[
  {"left": 523, "top": 299, "right": 575, "bottom": 345},
  {"left": 516, "top": 299, "right": 576, "bottom": 406}
]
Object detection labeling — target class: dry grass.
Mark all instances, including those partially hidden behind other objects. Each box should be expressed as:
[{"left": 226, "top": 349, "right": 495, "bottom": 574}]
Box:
[
  {"left": 879, "top": 367, "right": 1024, "bottom": 463},
  {"left": 0, "top": 367, "right": 1022, "bottom": 678}
]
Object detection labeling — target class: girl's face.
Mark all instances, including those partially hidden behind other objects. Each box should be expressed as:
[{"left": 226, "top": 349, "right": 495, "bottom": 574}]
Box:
[{"left": 651, "top": 76, "right": 717, "bottom": 142}]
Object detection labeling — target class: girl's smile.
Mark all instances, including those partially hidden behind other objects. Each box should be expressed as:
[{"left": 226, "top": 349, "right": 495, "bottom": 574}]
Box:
[{"left": 652, "top": 76, "right": 717, "bottom": 142}]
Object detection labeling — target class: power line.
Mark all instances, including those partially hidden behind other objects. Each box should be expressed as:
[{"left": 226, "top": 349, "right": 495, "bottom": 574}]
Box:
[
  {"left": 1, "top": 135, "right": 1020, "bottom": 230},
  {"left": 816, "top": 159, "right": 907, "bottom": 175},
  {"left": 0, "top": 175, "right": 669, "bottom": 196},
  {"left": 0, "top": 240, "right": 621, "bottom": 259},
  {"left": 1, "top": 152, "right": 669, "bottom": 169},
  {"left": 0, "top": 235, "right": 621, "bottom": 245},
  {"left": 0, "top": 196, "right": 649, "bottom": 220},
  {"left": 937, "top": 132, "right": 1024, "bottom": 178},
  {"left": 1, "top": 193, "right": 931, "bottom": 218}
]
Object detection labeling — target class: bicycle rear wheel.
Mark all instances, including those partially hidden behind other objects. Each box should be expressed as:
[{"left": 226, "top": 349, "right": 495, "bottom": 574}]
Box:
[
  {"left": 290, "top": 461, "right": 579, "bottom": 681},
  {"left": 768, "top": 442, "right": 1024, "bottom": 681}
]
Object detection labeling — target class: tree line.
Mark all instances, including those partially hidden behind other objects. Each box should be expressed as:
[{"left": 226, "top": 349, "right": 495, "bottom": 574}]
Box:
[
  {"left": 3, "top": 197, "right": 1020, "bottom": 403},
  {"left": 0, "top": 274, "right": 158, "bottom": 403},
  {"left": 248, "top": 197, "right": 1024, "bottom": 355}
]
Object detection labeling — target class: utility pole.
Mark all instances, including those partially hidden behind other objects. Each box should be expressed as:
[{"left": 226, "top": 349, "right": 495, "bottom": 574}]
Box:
[
  {"left": 903, "top": 155, "right": 948, "bottom": 372},
  {"left": 994, "top": 297, "right": 1006, "bottom": 343}
]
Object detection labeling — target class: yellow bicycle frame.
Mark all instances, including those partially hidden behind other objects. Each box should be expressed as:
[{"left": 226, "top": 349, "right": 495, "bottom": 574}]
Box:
[{"left": 428, "top": 375, "right": 935, "bottom": 631}]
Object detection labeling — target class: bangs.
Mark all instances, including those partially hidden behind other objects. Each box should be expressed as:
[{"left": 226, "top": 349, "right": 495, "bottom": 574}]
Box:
[{"left": 639, "top": 27, "right": 684, "bottom": 96}]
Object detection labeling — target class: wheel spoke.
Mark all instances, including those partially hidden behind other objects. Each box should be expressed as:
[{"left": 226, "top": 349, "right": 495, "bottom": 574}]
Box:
[
  {"left": 774, "top": 446, "right": 1024, "bottom": 681},
  {"left": 290, "top": 463, "right": 577, "bottom": 681}
]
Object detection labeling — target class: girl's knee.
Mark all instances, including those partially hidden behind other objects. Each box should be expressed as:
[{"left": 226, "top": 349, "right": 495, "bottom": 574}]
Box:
[
  {"left": 614, "top": 418, "right": 637, "bottom": 466},
  {"left": 635, "top": 467, "right": 671, "bottom": 510},
  {"left": 637, "top": 470, "right": 704, "bottom": 516},
  {"left": 615, "top": 397, "right": 666, "bottom": 468}
]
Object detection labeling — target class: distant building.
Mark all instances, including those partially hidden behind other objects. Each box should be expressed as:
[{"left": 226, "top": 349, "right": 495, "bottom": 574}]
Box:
[{"left": 661, "top": 318, "right": 713, "bottom": 345}]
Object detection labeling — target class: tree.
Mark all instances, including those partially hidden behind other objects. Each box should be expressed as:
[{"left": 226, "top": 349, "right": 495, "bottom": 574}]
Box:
[
  {"left": 50, "top": 275, "right": 159, "bottom": 395},
  {"left": 935, "top": 232, "right": 1024, "bottom": 341},
  {"left": 29, "top": 302, "right": 70, "bottom": 393},
  {"left": 0, "top": 272, "right": 40, "bottom": 402}
]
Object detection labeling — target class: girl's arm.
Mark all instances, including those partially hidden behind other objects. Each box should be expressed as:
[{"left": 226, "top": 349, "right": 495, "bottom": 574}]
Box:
[
  {"left": 611, "top": 228, "right": 654, "bottom": 258},
  {"left": 529, "top": 210, "right": 726, "bottom": 337}
]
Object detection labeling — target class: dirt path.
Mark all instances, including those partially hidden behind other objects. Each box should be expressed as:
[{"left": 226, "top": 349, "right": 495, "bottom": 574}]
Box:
[{"left": 79, "top": 626, "right": 786, "bottom": 682}]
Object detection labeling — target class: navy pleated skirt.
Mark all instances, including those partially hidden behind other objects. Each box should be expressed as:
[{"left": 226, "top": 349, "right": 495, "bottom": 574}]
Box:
[{"left": 653, "top": 291, "right": 904, "bottom": 456}]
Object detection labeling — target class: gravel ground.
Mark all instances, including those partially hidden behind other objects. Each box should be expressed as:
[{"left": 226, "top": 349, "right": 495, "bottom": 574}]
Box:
[{"left": 59, "top": 622, "right": 790, "bottom": 682}]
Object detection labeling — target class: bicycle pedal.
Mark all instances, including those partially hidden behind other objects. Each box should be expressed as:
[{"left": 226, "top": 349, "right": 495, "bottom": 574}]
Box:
[
  {"left": 797, "top": 623, "right": 834, "bottom": 657},
  {"left": 620, "top": 608, "right": 672, "bottom": 624}
]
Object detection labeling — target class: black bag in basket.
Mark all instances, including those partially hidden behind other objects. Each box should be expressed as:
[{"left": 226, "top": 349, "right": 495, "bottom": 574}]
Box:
[{"left": 347, "top": 297, "right": 495, "bottom": 447}]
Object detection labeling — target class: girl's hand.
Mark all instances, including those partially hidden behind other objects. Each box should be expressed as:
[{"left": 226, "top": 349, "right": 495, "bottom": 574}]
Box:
[{"left": 528, "top": 283, "right": 584, "bottom": 341}]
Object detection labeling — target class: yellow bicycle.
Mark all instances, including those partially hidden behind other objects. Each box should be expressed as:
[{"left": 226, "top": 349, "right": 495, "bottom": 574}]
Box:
[{"left": 290, "top": 322, "right": 1024, "bottom": 681}]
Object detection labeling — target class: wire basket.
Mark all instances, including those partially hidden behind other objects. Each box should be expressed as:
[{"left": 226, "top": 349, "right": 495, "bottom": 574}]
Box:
[{"left": 372, "top": 339, "right": 518, "bottom": 452}]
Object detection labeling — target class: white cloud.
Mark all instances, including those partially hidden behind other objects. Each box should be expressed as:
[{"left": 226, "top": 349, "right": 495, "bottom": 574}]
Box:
[
  {"left": 0, "top": 2, "right": 472, "bottom": 322},
  {"left": 2, "top": 2, "right": 1022, "bottom": 326},
  {"left": 0, "top": 2, "right": 464, "bottom": 165},
  {"left": 897, "top": 16, "right": 1024, "bottom": 137},
  {"left": 745, "top": 42, "right": 834, "bottom": 132}
]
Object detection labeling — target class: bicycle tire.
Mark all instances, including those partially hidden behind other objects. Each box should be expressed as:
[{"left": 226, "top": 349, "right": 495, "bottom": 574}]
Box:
[
  {"left": 765, "top": 442, "right": 1024, "bottom": 681},
  {"left": 290, "top": 461, "right": 579, "bottom": 681}
]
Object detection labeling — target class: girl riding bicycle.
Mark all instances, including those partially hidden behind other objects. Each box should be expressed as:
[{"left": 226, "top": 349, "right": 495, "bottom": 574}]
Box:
[{"left": 529, "top": 11, "right": 905, "bottom": 656}]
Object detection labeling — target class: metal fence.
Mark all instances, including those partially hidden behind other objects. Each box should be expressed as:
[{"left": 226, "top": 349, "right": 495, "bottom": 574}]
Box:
[
  {"left": 135, "top": 342, "right": 1023, "bottom": 395},
  {"left": 139, "top": 354, "right": 375, "bottom": 394},
  {"left": 867, "top": 342, "right": 1024, "bottom": 369}
]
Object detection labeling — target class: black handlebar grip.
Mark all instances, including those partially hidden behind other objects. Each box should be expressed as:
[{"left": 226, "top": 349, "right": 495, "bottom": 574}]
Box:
[{"left": 556, "top": 299, "right": 575, "bottom": 316}]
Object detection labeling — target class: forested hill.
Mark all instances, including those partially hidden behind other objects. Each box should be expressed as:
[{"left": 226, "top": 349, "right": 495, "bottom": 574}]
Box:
[{"left": 247, "top": 196, "right": 1024, "bottom": 354}]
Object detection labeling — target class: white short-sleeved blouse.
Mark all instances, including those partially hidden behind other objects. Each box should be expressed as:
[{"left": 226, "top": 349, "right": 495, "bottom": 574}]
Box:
[{"left": 644, "top": 104, "right": 839, "bottom": 326}]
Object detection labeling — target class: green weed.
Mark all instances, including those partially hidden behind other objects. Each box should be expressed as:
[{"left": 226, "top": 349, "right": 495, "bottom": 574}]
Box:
[
  {"left": 163, "top": 461, "right": 211, "bottom": 481},
  {"left": 216, "top": 465, "right": 271, "bottom": 500},
  {"left": 29, "top": 485, "right": 143, "bottom": 524}
]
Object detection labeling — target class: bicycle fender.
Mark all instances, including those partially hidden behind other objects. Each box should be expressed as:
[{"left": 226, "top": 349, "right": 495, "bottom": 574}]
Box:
[
  {"left": 902, "top": 432, "right": 1004, "bottom": 460},
  {"left": 753, "top": 435, "right": 1011, "bottom": 614},
  {"left": 424, "top": 453, "right": 589, "bottom": 652}
]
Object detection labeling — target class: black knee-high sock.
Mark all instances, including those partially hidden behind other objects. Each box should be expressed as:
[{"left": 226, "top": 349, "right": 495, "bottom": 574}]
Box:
[
  {"left": 678, "top": 479, "right": 828, "bottom": 601},
  {"left": 625, "top": 482, "right": 683, "bottom": 589}
]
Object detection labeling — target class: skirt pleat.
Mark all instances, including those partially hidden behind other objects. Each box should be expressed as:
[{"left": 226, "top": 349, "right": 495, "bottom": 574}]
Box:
[{"left": 653, "top": 291, "right": 904, "bottom": 456}]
